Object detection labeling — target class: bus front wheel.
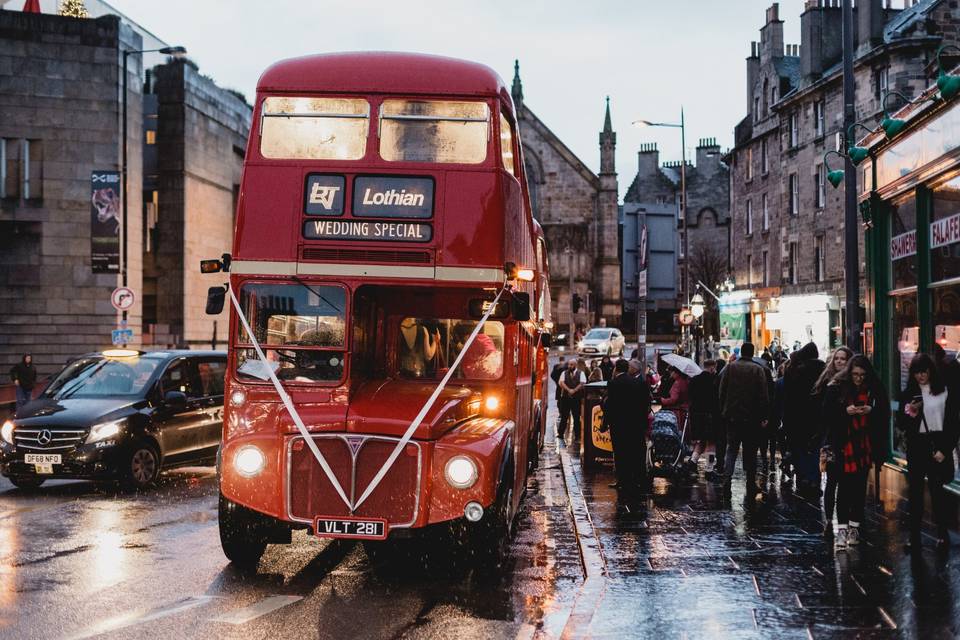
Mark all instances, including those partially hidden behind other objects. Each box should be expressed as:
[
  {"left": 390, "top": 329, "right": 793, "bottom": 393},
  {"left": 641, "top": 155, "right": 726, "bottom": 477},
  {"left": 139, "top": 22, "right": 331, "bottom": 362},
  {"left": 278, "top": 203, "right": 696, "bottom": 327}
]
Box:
[{"left": 218, "top": 493, "right": 268, "bottom": 570}]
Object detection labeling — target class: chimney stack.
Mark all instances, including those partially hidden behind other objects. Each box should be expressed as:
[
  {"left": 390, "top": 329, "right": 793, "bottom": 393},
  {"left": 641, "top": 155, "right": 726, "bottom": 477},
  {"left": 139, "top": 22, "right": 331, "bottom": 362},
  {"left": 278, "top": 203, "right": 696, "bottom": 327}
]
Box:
[
  {"left": 759, "top": 3, "right": 784, "bottom": 63},
  {"left": 637, "top": 143, "right": 660, "bottom": 178},
  {"left": 800, "top": 0, "right": 843, "bottom": 80},
  {"left": 858, "top": 0, "right": 883, "bottom": 52}
]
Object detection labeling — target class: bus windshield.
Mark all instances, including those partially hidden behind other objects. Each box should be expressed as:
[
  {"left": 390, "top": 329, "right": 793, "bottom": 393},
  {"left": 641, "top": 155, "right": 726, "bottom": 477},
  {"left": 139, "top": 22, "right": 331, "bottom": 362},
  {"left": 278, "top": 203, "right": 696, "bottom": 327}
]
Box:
[
  {"left": 398, "top": 318, "right": 503, "bottom": 380},
  {"left": 379, "top": 100, "right": 489, "bottom": 164},
  {"left": 260, "top": 97, "right": 369, "bottom": 160},
  {"left": 235, "top": 283, "right": 347, "bottom": 383}
]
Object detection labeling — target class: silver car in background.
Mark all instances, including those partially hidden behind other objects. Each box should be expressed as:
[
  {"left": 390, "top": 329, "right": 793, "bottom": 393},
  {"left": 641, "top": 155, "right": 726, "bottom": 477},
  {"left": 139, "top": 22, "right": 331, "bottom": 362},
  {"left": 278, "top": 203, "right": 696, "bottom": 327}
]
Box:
[{"left": 577, "top": 328, "right": 625, "bottom": 357}]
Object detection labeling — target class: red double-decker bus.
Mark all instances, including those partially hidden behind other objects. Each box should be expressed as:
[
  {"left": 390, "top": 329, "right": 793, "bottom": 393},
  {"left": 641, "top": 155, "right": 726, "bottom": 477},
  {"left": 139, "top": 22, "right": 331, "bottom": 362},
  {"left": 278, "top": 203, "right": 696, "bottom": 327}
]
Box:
[{"left": 202, "top": 52, "right": 551, "bottom": 568}]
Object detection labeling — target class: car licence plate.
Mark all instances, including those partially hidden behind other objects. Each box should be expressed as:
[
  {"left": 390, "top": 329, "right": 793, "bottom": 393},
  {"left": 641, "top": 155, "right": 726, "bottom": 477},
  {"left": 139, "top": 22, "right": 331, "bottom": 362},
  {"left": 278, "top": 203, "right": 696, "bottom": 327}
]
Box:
[
  {"left": 314, "top": 517, "right": 387, "bottom": 540},
  {"left": 25, "top": 454, "right": 61, "bottom": 465}
]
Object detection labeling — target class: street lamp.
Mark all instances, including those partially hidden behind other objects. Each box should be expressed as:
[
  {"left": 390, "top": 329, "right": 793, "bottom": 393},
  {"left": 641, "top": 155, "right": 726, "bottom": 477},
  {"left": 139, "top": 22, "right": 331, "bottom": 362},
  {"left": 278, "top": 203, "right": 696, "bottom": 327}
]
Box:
[
  {"left": 690, "top": 292, "right": 705, "bottom": 319},
  {"left": 120, "top": 45, "right": 187, "bottom": 331},
  {"left": 690, "top": 290, "right": 705, "bottom": 364},
  {"left": 633, "top": 110, "right": 689, "bottom": 351}
]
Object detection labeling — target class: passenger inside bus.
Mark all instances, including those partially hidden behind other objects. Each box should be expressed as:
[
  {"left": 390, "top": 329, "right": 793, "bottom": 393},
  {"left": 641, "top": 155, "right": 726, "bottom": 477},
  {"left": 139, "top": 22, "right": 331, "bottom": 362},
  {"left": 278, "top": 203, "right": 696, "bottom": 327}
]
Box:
[{"left": 397, "top": 318, "right": 503, "bottom": 380}]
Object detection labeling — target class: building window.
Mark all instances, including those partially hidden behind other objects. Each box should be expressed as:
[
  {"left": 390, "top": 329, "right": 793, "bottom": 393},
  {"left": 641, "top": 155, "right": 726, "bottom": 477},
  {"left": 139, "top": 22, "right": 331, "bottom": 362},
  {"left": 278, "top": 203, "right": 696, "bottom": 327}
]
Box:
[
  {"left": 761, "top": 138, "right": 768, "bottom": 174},
  {"left": 746, "top": 147, "right": 753, "bottom": 181},
  {"left": 762, "top": 249, "right": 769, "bottom": 287},
  {"left": 788, "top": 241, "right": 799, "bottom": 284},
  {"left": 789, "top": 112, "right": 799, "bottom": 148},
  {"left": 747, "top": 253, "right": 754, "bottom": 286},
  {"left": 1, "top": 138, "right": 19, "bottom": 199},
  {"left": 145, "top": 130, "right": 157, "bottom": 145},
  {"left": 762, "top": 193, "right": 769, "bottom": 231},
  {"left": 814, "top": 100, "right": 825, "bottom": 138},
  {"left": 874, "top": 67, "right": 889, "bottom": 102},
  {"left": 789, "top": 173, "right": 799, "bottom": 215},
  {"left": 24, "top": 139, "right": 42, "bottom": 200},
  {"left": 814, "top": 236, "right": 825, "bottom": 282},
  {"left": 814, "top": 163, "right": 825, "bottom": 208},
  {"left": 746, "top": 199, "right": 753, "bottom": 235},
  {"left": 754, "top": 96, "right": 760, "bottom": 122}
]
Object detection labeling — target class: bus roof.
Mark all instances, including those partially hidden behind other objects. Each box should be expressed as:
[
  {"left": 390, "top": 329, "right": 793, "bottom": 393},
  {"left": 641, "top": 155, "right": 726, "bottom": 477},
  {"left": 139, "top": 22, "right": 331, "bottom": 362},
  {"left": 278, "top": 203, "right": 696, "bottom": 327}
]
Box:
[{"left": 257, "top": 52, "right": 510, "bottom": 104}]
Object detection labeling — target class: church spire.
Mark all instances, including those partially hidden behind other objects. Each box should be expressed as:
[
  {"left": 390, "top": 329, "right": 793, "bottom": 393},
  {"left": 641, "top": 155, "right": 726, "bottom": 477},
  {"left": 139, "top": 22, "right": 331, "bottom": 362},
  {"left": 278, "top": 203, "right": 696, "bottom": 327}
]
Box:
[
  {"left": 511, "top": 59, "right": 523, "bottom": 110},
  {"left": 603, "top": 95, "right": 612, "bottom": 134}
]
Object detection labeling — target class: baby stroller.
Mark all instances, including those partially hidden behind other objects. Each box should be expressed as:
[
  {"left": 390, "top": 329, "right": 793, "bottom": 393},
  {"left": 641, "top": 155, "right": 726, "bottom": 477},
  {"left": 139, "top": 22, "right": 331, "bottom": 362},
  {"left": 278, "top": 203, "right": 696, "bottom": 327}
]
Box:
[{"left": 647, "top": 409, "right": 691, "bottom": 477}]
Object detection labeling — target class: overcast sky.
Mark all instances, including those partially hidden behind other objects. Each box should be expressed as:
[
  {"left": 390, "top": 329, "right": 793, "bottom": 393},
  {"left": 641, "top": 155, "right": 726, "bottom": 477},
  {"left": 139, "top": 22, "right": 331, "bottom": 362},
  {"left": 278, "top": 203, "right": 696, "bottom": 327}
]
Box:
[{"left": 102, "top": 0, "right": 804, "bottom": 198}]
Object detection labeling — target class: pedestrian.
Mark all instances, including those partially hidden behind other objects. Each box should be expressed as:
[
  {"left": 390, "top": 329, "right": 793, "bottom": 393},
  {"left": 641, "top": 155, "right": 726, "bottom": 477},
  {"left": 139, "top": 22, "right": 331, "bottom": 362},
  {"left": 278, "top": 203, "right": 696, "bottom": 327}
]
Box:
[
  {"left": 659, "top": 367, "right": 690, "bottom": 430},
  {"left": 687, "top": 359, "right": 720, "bottom": 473},
  {"left": 557, "top": 358, "right": 587, "bottom": 443},
  {"left": 821, "top": 355, "right": 889, "bottom": 549},
  {"left": 773, "top": 362, "right": 791, "bottom": 478},
  {"left": 551, "top": 356, "right": 566, "bottom": 409},
  {"left": 9, "top": 353, "right": 37, "bottom": 411},
  {"left": 782, "top": 342, "right": 825, "bottom": 494},
  {"left": 813, "top": 346, "right": 853, "bottom": 528},
  {"left": 599, "top": 354, "right": 614, "bottom": 382},
  {"left": 600, "top": 358, "right": 652, "bottom": 492},
  {"left": 588, "top": 360, "right": 603, "bottom": 383},
  {"left": 933, "top": 343, "right": 960, "bottom": 389},
  {"left": 644, "top": 361, "right": 660, "bottom": 395},
  {"left": 576, "top": 357, "right": 589, "bottom": 379},
  {"left": 898, "top": 353, "right": 960, "bottom": 552},
  {"left": 761, "top": 347, "right": 774, "bottom": 369},
  {"left": 718, "top": 342, "right": 771, "bottom": 497}
]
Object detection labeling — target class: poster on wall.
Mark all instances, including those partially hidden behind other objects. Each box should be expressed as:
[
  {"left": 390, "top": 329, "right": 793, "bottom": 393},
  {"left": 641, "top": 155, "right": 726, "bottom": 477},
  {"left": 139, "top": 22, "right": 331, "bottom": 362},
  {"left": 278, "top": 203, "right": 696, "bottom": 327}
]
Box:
[
  {"left": 719, "top": 313, "right": 746, "bottom": 342},
  {"left": 91, "top": 170, "right": 121, "bottom": 274}
]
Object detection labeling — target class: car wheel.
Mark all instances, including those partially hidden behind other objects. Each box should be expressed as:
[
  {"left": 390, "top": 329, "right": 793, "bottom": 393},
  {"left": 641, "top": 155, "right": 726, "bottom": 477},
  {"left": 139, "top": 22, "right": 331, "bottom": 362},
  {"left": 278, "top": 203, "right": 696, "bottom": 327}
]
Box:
[
  {"left": 219, "top": 493, "right": 267, "bottom": 571},
  {"left": 8, "top": 476, "right": 45, "bottom": 491},
  {"left": 121, "top": 442, "right": 160, "bottom": 491}
]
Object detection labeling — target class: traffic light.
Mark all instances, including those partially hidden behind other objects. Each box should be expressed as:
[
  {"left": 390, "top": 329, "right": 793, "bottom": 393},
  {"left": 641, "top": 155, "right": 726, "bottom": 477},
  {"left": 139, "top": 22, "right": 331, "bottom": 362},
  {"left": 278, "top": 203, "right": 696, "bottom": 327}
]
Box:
[{"left": 572, "top": 293, "right": 582, "bottom": 313}]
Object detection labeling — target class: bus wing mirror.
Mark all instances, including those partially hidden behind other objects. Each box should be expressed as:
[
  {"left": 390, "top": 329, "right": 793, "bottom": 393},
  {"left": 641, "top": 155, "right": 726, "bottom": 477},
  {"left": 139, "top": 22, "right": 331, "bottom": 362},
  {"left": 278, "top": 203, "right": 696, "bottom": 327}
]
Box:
[
  {"left": 512, "top": 292, "right": 531, "bottom": 321},
  {"left": 206, "top": 286, "right": 227, "bottom": 315}
]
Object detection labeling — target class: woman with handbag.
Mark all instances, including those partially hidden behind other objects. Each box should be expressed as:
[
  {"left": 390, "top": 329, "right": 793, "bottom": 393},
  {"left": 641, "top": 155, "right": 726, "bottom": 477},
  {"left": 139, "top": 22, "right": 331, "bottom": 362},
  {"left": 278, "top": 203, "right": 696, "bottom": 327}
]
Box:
[
  {"left": 815, "top": 347, "right": 854, "bottom": 536},
  {"left": 899, "top": 353, "right": 960, "bottom": 552},
  {"left": 821, "top": 355, "right": 889, "bottom": 550}
]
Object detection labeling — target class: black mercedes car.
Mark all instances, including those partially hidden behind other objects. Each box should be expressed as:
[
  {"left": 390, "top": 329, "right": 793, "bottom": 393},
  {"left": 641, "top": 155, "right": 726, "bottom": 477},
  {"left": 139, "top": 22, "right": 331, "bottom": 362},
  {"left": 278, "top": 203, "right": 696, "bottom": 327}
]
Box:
[{"left": 0, "top": 349, "right": 226, "bottom": 490}]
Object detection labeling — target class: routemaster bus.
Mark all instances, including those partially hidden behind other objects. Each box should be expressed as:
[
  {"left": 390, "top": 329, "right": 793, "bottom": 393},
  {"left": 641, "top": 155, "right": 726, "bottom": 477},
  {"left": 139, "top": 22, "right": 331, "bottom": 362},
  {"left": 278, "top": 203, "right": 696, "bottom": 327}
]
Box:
[{"left": 201, "top": 52, "right": 551, "bottom": 568}]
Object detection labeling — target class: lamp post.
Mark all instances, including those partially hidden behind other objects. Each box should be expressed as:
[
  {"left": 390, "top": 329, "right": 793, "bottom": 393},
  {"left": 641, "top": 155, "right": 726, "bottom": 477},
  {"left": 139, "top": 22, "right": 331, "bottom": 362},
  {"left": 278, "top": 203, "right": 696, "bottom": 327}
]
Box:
[
  {"left": 841, "top": 0, "right": 860, "bottom": 352},
  {"left": 633, "top": 110, "right": 688, "bottom": 344},
  {"left": 120, "top": 45, "right": 186, "bottom": 331},
  {"left": 690, "top": 291, "right": 705, "bottom": 364}
]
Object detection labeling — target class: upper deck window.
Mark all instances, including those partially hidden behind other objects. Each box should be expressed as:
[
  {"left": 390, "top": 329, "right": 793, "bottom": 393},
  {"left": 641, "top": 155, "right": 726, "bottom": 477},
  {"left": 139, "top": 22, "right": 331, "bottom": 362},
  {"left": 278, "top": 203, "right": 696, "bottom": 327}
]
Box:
[
  {"left": 379, "top": 100, "right": 489, "bottom": 164},
  {"left": 260, "top": 97, "right": 369, "bottom": 160},
  {"left": 499, "top": 113, "right": 515, "bottom": 174}
]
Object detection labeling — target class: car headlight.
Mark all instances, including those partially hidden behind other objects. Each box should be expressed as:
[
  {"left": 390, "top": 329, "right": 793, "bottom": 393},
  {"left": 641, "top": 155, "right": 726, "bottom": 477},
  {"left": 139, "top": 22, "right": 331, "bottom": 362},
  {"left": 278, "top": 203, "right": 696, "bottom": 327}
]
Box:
[
  {"left": 444, "top": 455, "right": 478, "bottom": 489},
  {"left": 1, "top": 420, "right": 14, "bottom": 445},
  {"left": 234, "top": 445, "right": 266, "bottom": 477},
  {"left": 87, "top": 419, "right": 124, "bottom": 443}
]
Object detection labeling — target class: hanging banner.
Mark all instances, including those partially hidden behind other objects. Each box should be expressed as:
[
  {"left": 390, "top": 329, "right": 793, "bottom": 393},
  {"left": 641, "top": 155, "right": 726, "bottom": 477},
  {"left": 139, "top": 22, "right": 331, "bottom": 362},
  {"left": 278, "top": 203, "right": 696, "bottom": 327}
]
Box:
[
  {"left": 91, "top": 170, "right": 121, "bottom": 273},
  {"left": 719, "top": 312, "right": 746, "bottom": 342}
]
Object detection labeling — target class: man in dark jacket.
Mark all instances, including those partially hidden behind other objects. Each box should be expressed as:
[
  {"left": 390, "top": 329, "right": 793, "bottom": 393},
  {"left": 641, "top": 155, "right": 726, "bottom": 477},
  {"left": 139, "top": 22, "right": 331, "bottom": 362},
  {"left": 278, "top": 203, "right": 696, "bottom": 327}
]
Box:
[
  {"left": 550, "top": 356, "right": 566, "bottom": 408},
  {"left": 601, "top": 358, "right": 652, "bottom": 492},
  {"left": 10, "top": 354, "right": 37, "bottom": 411},
  {"left": 718, "top": 342, "right": 771, "bottom": 496},
  {"left": 782, "top": 342, "right": 825, "bottom": 492}
]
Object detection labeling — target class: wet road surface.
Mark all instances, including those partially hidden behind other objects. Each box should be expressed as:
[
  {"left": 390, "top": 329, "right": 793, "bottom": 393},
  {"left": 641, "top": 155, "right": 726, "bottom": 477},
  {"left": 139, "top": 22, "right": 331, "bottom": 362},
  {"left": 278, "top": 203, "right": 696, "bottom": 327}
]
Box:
[{"left": 0, "top": 446, "right": 582, "bottom": 640}]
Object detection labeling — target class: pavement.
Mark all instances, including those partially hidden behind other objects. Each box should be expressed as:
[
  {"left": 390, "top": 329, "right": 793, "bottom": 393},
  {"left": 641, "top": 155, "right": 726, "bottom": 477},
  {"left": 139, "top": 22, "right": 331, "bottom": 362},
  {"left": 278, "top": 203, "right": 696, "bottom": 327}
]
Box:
[{"left": 544, "top": 368, "right": 960, "bottom": 639}]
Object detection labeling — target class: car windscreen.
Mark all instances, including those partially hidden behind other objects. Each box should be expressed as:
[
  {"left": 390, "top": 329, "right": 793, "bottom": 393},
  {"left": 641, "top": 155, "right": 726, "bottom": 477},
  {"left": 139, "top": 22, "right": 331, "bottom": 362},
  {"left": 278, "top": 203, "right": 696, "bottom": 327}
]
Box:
[
  {"left": 43, "top": 356, "right": 161, "bottom": 398},
  {"left": 584, "top": 330, "right": 612, "bottom": 340}
]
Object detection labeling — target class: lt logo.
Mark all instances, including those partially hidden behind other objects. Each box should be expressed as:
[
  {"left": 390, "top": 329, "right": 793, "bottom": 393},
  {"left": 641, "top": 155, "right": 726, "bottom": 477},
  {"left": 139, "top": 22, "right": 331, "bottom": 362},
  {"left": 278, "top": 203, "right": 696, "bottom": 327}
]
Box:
[{"left": 309, "top": 183, "right": 341, "bottom": 210}]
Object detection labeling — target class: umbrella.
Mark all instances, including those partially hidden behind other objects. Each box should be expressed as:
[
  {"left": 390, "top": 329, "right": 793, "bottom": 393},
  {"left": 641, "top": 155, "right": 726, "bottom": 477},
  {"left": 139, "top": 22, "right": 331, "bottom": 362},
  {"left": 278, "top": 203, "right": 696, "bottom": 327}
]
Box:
[{"left": 660, "top": 353, "right": 702, "bottom": 378}]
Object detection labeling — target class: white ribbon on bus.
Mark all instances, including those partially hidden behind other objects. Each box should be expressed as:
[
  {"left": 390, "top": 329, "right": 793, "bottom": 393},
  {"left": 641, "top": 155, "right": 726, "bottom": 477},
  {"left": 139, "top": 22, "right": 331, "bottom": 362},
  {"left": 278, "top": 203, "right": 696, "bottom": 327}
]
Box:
[{"left": 227, "top": 282, "right": 508, "bottom": 514}]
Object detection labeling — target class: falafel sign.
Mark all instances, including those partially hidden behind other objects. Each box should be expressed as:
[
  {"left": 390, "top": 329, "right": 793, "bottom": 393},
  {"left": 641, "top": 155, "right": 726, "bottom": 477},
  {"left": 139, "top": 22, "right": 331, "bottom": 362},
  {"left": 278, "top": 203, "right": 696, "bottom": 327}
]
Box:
[
  {"left": 303, "top": 219, "right": 433, "bottom": 242},
  {"left": 91, "top": 170, "right": 121, "bottom": 273}
]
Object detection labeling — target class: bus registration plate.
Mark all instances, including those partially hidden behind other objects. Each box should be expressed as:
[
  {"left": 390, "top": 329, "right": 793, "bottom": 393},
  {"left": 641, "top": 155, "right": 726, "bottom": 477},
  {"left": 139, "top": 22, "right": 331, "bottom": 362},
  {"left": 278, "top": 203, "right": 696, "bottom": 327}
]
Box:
[{"left": 314, "top": 517, "right": 387, "bottom": 540}]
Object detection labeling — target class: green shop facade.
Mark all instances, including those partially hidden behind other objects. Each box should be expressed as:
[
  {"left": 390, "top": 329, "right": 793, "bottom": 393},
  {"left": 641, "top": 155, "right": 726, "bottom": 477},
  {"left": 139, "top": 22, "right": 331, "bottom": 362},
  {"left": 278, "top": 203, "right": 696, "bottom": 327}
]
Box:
[{"left": 858, "top": 83, "right": 960, "bottom": 501}]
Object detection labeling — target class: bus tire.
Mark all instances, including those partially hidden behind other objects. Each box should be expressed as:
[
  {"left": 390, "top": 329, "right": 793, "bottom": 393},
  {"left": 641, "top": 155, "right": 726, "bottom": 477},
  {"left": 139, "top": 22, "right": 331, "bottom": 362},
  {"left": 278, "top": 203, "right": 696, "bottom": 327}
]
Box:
[
  {"left": 470, "top": 482, "right": 513, "bottom": 572},
  {"left": 218, "top": 493, "right": 267, "bottom": 570}
]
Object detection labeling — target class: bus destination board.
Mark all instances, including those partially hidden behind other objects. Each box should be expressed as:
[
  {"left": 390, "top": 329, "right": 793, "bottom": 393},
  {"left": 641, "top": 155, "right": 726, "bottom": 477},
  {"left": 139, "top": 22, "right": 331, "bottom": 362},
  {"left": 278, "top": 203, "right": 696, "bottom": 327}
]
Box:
[{"left": 303, "top": 219, "right": 433, "bottom": 242}]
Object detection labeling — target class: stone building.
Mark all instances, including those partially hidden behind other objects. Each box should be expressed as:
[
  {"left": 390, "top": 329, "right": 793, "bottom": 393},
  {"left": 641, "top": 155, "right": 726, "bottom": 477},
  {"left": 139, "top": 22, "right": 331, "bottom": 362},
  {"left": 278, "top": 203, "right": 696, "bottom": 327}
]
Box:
[
  {"left": 0, "top": 11, "right": 144, "bottom": 376},
  {"left": 726, "top": 0, "right": 960, "bottom": 355},
  {"left": 0, "top": 9, "right": 249, "bottom": 375},
  {"left": 622, "top": 139, "right": 730, "bottom": 339},
  {"left": 142, "top": 61, "right": 250, "bottom": 349},
  {"left": 511, "top": 62, "right": 621, "bottom": 330}
]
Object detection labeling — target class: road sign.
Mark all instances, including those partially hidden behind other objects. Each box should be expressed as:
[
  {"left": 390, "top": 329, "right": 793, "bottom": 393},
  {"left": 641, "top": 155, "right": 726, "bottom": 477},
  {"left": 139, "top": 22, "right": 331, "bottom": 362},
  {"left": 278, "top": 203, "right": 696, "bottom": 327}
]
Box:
[
  {"left": 111, "top": 287, "right": 135, "bottom": 311},
  {"left": 111, "top": 328, "right": 134, "bottom": 345},
  {"left": 679, "top": 307, "right": 695, "bottom": 326},
  {"left": 638, "top": 270, "right": 647, "bottom": 297}
]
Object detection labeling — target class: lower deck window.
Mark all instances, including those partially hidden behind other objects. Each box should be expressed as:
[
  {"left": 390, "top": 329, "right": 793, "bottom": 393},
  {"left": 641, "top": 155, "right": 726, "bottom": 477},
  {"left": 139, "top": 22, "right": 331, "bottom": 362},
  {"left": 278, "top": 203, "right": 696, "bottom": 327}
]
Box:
[{"left": 398, "top": 318, "right": 503, "bottom": 380}]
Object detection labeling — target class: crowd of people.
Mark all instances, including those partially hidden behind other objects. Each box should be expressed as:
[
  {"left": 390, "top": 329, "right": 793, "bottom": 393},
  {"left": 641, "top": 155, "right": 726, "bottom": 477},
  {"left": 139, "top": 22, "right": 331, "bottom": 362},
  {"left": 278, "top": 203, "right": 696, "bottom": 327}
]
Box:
[{"left": 551, "top": 341, "right": 960, "bottom": 553}]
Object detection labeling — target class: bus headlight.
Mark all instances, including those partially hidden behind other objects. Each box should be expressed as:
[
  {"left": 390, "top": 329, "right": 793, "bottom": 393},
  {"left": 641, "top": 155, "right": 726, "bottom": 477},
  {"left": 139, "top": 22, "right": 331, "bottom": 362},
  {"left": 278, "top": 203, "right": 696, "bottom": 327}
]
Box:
[
  {"left": 1, "top": 420, "right": 14, "bottom": 445},
  {"left": 444, "top": 455, "right": 478, "bottom": 489},
  {"left": 483, "top": 395, "right": 500, "bottom": 413},
  {"left": 230, "top": 390, "right": 246, "bottom": 407},
  {"left": 234, "top": 445, "right": 266, "bottom": 477}
]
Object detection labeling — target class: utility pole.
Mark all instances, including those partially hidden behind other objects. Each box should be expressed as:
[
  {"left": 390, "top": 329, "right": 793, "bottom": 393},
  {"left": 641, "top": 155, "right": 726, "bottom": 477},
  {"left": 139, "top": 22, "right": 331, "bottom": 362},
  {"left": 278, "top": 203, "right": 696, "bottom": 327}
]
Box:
[
  {"left": 567, "top": 248, "right": 575, "bottom": 349},
  {"left": 842, "top": 0, "right": 861, "bottom": 351}
]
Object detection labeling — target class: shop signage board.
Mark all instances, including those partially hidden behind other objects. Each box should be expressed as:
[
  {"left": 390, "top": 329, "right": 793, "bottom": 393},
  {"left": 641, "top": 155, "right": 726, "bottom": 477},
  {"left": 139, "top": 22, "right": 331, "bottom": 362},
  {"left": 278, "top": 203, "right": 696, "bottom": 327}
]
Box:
[
  {"left": 890, "top": 230, "right": 917, "bottom": 260},
  {"left": 931, "top": 212, "right": 960, "bottom": 249}
]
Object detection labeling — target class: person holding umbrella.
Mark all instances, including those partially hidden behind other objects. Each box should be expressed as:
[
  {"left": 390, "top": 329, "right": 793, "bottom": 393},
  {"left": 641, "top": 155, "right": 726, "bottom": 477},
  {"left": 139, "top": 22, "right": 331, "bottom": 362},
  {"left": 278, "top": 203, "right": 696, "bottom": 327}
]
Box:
[{"left": 659, "top": 353, "right": 697, "bottom": 430}]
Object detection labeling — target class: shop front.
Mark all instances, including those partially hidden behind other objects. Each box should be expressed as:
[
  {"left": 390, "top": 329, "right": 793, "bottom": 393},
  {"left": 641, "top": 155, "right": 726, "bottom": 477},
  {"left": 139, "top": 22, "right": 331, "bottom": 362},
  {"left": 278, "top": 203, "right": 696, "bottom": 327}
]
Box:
[{"left": 859, "top": 83, "right": 960, "bottom": 496}]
